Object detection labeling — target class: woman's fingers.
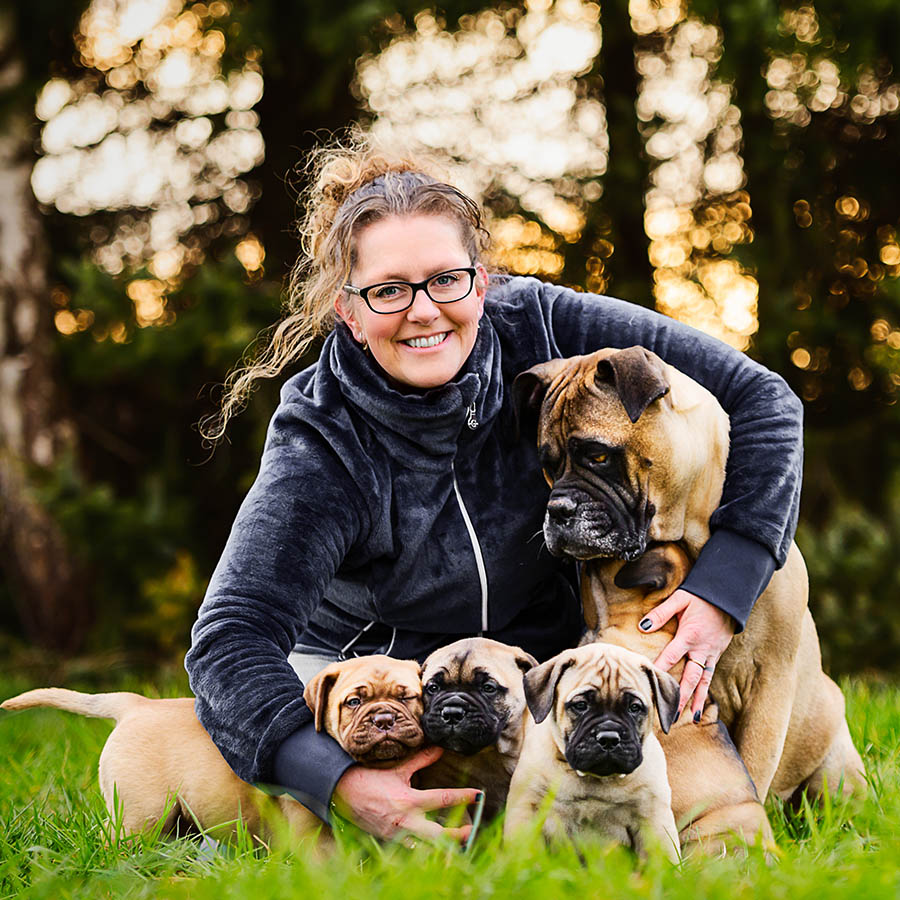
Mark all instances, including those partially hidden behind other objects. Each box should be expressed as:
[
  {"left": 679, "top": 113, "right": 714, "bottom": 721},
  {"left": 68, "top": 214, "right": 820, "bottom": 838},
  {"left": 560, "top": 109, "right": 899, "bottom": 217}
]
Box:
[
  {"left": 413, "top": 786, "right": 483, "bottom": 813},
  {"left": 638, "top": 589, "right": 692, "bottom": 633},
  {"left": 689, "top": 662, "right": 716, "bottom": 720},
  {"left": 398, "top": 818, "right": 472, "bottom": 847}
]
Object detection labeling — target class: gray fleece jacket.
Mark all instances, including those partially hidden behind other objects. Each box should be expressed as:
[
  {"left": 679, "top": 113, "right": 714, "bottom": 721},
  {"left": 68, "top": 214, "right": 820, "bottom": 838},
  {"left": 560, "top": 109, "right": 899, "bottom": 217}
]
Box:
[{"left": 185, "top": 276, "right": 803, "bottom": 820}]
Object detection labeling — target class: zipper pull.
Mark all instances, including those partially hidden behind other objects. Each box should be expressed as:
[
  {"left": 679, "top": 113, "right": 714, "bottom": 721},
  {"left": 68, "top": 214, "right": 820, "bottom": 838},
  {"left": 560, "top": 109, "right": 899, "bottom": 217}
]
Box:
[{"left": 466, "top": 402, "right": 478, "bottom": 430}]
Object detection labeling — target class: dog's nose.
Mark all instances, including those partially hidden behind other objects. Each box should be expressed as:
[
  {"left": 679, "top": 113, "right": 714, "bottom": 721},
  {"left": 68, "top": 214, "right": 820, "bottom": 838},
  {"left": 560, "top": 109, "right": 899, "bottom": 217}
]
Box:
[
  {"left": 594, "top": 730, "right": 621, "bottom": 751},
  {"left": 440, "top": 703, "right": 466, "bottom": 725},
  {"left": 372, "top": 712, "right": 395, "bottom": 731},
  {"left": 547, "top": 494, "right": 578, "bottom": 522}
]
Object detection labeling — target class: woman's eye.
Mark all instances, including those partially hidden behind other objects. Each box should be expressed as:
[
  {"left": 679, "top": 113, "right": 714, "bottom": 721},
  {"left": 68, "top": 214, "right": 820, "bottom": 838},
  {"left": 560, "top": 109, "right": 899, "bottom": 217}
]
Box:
[
  {"left": 433, "top": 273, "right": 459, "bottom": 286},
  {"left": 346, "top": 697, "right": 361, "bottom": 708},
  {"left": 373, "top": 284, "right": 401, "bottom": 299}
]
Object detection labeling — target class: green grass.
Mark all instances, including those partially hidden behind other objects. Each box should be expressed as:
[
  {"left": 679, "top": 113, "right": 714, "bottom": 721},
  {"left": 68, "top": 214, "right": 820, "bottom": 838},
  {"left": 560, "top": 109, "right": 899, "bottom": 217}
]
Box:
[{"left": 1, "top": 672, "right": 898, "bottom": 900}]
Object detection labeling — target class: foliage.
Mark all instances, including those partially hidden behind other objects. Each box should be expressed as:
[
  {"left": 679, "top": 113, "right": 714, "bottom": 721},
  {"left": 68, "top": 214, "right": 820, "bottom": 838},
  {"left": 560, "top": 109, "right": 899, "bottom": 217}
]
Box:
[
  {"left": 4, "top": 0, "right": 900, "bottom": 671},
  {"left": 0, "top": 674, "right": 897, "bottom": 899}
]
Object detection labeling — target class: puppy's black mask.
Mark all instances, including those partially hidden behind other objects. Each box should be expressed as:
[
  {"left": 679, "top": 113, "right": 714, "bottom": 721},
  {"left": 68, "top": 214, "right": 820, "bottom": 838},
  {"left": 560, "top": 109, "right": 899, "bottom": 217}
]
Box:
[
  {"left": 563, "top": 690, "right": 647, "bottom": 776},
  {"left": 421, "top": 670, "right": 510, "bottom": 756}
]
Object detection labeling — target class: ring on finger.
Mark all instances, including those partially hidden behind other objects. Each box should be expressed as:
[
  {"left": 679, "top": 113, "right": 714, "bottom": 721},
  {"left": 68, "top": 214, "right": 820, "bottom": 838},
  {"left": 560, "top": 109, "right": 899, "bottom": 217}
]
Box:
[{"left": 686, "top": 657, "right": 706, "bottom": 671}]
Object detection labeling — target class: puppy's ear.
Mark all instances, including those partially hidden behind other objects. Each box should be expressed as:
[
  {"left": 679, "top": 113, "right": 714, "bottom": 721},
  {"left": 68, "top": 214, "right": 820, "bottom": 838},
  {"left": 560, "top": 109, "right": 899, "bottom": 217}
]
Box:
[
  {"left": 614, "top": 543, "right": 690, "bottom": 593},
  {"left": 303, "top": 665, "right": 341, "bottom": 732},
  {"left": 513, "top": 649, "right": 539, "bottom": 674},
  {"left": 523, "top": 654, "right": 574, "bottom": 724},
  {"left": 642, "top": 663, "right": 681, "bottom": 734},
  {"left": 595, "top": 346, "right": 670, "bottom": 424},
  {"left": 511, "top": 359, "right": 569, "bottom": 440}
]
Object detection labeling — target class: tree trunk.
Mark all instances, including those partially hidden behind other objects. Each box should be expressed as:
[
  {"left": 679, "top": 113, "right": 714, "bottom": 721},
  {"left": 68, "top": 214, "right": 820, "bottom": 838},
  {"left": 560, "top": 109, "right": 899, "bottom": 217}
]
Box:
[{"left": 0, "top": 17, "right": 90, "bottom": 652}]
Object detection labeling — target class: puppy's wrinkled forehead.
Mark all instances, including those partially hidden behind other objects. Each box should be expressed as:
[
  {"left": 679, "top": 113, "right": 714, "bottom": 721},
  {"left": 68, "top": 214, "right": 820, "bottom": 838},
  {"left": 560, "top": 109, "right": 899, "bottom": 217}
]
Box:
[
  {"left": 561, "top": 654, "right": 649, "bottom": 701},
  {"left": 423, "top": 649, "right": 490, "bottom": 685},
  {"left": 335, "top": 662, "right": 421, "bottom": 700}
]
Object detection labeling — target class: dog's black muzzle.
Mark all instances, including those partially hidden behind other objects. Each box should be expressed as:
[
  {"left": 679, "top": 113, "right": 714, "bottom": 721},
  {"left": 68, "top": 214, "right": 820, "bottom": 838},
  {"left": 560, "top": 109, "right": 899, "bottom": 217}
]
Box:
[
  {"left": 543, "top": 483, "right": 649, "bottom": 562},
  {"left": 422, "top": 691, "right": 505, "bottom": 755},
  {"left": 564, "top": 714, "right": 643, "bottom": 776}
]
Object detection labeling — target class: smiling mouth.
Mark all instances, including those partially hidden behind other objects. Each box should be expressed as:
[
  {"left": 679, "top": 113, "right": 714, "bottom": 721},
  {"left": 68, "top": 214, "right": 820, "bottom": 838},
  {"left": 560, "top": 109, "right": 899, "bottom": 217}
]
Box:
[{"left": 401, "top": 332, "right": 450, "bottom": 349}]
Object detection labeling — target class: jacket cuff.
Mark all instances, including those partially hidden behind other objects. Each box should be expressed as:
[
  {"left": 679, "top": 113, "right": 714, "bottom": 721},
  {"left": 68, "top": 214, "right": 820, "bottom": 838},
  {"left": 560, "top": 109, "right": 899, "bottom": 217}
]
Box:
[
  {"left": 679, "top": 529, "right": 776, "bottom": 633},
  {"left": 268, "top": 721, "right": 356, "bottom": 824}
]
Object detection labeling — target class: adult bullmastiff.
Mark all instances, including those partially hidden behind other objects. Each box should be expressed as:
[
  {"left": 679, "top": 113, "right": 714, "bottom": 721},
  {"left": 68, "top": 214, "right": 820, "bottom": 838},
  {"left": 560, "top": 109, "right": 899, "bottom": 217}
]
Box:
[
  {"left": 512, "top": 347, "right": 866, "bottom": 808},
  {"left": 2, "top": 655, "right": 425, "bottom": 842},
  {"left": 504, "top": 642, "right": 681, "bottom": 862},
  {"left": 415, "top": 637, "right": 536, "bottom": 819}
]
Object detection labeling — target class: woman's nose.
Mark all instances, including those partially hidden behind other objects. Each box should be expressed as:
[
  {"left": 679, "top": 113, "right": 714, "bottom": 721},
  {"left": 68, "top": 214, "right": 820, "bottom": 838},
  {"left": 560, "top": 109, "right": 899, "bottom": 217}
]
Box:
[{"left": 406, "top": 287, "right": 441, "bottom": 323}]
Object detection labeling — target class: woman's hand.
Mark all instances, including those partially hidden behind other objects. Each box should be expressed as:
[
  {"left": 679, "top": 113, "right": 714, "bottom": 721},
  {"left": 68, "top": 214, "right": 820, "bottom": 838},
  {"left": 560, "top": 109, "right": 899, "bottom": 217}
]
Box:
[
  {"left": 332, "top": 745, "right": 481, "bottom": 845},
  {"left": 638, "top": 589, "right": 735, "bottom": 720}
]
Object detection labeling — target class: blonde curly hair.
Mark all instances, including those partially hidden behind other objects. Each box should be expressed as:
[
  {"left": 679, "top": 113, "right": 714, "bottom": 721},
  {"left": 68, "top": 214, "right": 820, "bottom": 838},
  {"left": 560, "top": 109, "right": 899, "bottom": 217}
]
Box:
[{"left": 200, "top": 132, "right": 491, "bottom": 442}]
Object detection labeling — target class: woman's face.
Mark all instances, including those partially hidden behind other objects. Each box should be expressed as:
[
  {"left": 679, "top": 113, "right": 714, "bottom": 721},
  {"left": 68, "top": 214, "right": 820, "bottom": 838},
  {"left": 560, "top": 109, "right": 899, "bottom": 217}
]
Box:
[{"left": 335, "top": 214, "right": 487, "bottom": 391}]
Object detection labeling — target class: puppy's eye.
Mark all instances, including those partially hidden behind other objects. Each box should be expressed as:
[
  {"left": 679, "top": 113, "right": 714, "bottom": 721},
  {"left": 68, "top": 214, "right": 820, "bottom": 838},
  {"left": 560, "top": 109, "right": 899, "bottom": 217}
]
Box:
[
  {"left": 481, "top": 681, "right": 498, "bottom": 695},
  {"left": 628, "top": 700, "right": 644, "bottom": 715},
  {"left": 592, "top": 453, "right": 609, "bottom": 465},
  {"left": 569, "top": 699, "right": 589, "bottom": 714},
  {"left": 424, "top": 682, "right": 440, "bottom": 695},
  {"left": 346, "top": 697, "right": 361, "bottom": 708}
]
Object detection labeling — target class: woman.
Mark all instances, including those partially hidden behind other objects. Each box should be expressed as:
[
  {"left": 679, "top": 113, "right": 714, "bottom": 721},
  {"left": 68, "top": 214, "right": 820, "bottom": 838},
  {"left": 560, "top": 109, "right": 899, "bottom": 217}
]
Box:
[{"left": 185, "top": 138, "right": 803, "bottom": 843}]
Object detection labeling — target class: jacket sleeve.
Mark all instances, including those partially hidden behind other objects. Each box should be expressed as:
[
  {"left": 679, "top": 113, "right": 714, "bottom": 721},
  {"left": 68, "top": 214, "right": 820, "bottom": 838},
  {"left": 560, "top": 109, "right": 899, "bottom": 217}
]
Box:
[
  {"left": 184, "top": 407, "right": 368, "bottom": 787},
  {"left": 519, "top": 280, "right": 804, "bottom": 627}
]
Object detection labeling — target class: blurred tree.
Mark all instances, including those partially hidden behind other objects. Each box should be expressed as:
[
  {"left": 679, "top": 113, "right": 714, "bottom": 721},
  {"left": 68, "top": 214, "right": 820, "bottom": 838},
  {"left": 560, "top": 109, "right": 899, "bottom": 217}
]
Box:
[{"left": 0, "top": 2, "right": 91, "bottom": 651}]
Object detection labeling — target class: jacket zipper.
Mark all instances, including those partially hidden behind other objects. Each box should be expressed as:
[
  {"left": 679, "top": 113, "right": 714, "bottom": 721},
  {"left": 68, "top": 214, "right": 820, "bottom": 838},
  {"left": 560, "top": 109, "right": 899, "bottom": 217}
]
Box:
[{"left": 451, "top": 461, "right": 489, "bottom": 634}]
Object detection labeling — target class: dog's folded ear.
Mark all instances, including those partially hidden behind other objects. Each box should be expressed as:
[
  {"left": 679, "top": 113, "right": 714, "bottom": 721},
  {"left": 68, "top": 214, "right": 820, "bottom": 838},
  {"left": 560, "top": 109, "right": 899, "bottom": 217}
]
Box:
[
  {"left": 514, "top": 649, "right": 540, "bottom": 674},
  {"left": 614, "top": 543, "right": 691, "bottom": 593},
  {"left": 642, "top": 663, "right": 681, "bottom": 734},
  {"left": 523, "top": 653, "right": 575, "bottom": 724},
  {"left": 303, "top": 666, "right": 341, "bottom": 732},
  {"left": 595, "top": 347, "right": 670, "bottom": 424},
  {"left": 511, "top": 358, "right": 570, "bottom": 440}
]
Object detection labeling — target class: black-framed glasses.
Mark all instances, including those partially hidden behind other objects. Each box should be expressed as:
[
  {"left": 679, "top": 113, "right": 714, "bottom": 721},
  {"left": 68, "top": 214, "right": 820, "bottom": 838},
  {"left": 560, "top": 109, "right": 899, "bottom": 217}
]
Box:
[{"left": 344, "top": 267, "right": 477, "bottom": 314}]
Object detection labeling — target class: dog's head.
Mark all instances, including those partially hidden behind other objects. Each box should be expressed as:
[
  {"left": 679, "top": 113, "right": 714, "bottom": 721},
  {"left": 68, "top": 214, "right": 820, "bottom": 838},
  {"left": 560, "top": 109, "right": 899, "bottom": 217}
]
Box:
[
  {"left": 304, "top": 655, "right": 425, "bottom": 766},
  {"left": 523, "top": 642, "right": 680, "bottom": 777},
  {"left": 420, "top": 637, "right": 537, "bottom": 756},
  {"left": 512, "top": 347, "right": 729, "bottom": 560}
]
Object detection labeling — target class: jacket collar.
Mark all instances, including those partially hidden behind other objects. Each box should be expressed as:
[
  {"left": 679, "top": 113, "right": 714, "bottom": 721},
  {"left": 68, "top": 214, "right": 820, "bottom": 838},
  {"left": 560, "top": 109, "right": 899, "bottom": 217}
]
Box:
[{"left": 328, "top": 315, "right": 504, "bottom": 468}]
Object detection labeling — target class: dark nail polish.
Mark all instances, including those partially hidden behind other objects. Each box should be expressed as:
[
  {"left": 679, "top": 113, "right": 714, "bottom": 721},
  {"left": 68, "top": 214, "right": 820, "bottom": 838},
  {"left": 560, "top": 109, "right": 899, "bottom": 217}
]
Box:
[
  {"left": 693, "top": 710, "right": 701, "bottom": 724},
  {"left": 639, "top": 618, "right": 652, "bottom": 631}
]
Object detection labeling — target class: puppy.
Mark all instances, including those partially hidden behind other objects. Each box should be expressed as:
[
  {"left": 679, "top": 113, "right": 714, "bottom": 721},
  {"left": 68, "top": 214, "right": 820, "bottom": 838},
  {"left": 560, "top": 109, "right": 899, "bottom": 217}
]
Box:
[
  {"left": 582, "top": 543, "right": 774, "bottom": 854},
  {"left": 504, "top": 642, "right": 681, "bottom": 862},
  {"left": 1, "top": 655, "right": 424, "bottom": 842},
  {"left": 414, "top": 637, "right": 537, "bottom": 819}
]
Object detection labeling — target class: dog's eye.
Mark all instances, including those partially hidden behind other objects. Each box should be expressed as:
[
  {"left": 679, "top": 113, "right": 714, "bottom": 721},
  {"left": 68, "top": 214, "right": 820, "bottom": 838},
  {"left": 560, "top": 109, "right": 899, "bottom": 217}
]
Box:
[
  {"left": 424, "top": 682, "right": 440, "bottom": 695},
  {"left": 481, "top": 681, "right": 498, "bottom": 695},
  {"left": 592, "top": 453, "right": 609, "bottom": 465},
  {"left": 569, "top": 699, "right": 589, "bottom": 714},
  {"left": 346, "top": 697, "right": 361, "bottom": 708},
  {"left": 628, "top": 700, "right": 644, "bottom": 715},
  {"left": 401, "top": 695, "right": 421, "bottom": 703}
]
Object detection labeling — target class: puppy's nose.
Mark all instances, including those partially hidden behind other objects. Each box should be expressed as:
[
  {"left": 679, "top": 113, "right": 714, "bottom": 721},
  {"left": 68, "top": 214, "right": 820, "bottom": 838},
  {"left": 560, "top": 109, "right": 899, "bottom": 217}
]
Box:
[
  {"left": 594, "top": 730, "right": 621, "bottom": 751},
  {"left": 547, "top": 494, "right": 578, "bottom": 522},
  {"left": 440, "top": 703, "right": 466, "bottom": 725},
  {"left": 372, "top": 712, "right": 395, "bottom": 731}
]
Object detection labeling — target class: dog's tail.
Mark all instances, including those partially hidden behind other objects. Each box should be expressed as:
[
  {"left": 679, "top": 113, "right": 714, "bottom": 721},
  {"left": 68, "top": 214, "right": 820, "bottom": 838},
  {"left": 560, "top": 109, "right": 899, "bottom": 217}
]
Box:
[{"left": 1, "top": 688, "right": 148, "bottom": 722}]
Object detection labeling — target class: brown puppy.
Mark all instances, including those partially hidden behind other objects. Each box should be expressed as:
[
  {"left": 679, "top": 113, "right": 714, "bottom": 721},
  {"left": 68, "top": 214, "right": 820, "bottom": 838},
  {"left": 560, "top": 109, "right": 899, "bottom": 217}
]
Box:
[
  {"left": 415, "top": 637, "right": 536, "bottom": 819},
  {"left": 1, "top": 655, "right": 424, "bottom": 842},
  {"left": 513, "top": 347, "right": 867, "bottom": 806},
  {"left": 504, "top": 642, "right": 681, "bottom": 862},
  {"left": 582, "top": 543, "right": 774, "bottom": 854}
]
